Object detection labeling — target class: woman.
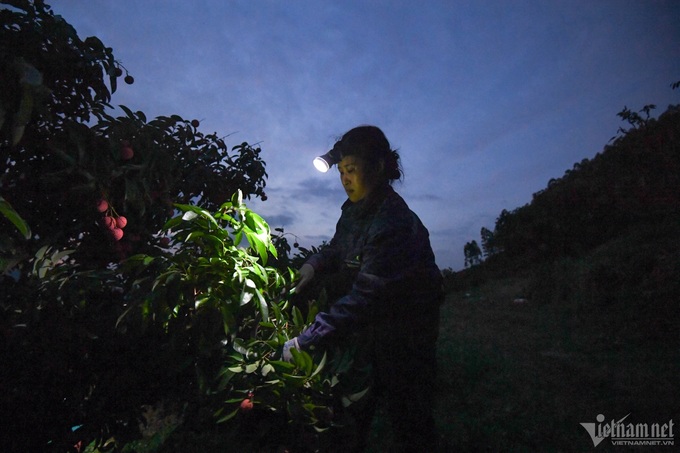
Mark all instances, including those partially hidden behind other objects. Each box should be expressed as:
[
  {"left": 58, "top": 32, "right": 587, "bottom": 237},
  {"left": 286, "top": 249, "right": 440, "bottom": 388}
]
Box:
[{"left": 284, "top": 125, "right": 442, "bottom": 452}]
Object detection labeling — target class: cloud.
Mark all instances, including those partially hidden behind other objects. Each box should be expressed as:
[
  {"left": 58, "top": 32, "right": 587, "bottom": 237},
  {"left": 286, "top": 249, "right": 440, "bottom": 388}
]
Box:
[
  {"left": 263, "top": 213, "right": 296, "bottom": 229},
  {"left": 51, "top": 0, "right": 680, "bottom": 271},
  {"left": 292, "top": 177, "right": 346, "bottom": 204}
]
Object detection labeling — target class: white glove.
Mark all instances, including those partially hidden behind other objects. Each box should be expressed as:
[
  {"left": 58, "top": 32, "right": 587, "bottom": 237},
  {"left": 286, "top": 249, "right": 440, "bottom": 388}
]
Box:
[
  {"left": 282, "top": 337, "right": 300, "bottom": 362},
  {"left": 293, "top": 263, "right": 315, "bottom": 293}
]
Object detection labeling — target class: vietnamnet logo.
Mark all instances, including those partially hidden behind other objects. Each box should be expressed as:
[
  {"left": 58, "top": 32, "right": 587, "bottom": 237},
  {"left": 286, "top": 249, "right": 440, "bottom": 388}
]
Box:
[{"left": 580, "top": 413, "right": 675, "bottom": 447}]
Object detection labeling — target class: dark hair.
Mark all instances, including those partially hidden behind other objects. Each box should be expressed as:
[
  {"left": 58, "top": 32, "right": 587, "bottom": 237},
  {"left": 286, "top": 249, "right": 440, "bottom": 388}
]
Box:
[{"left": 334, "top": 125, "right": 403, "bottom": 184}]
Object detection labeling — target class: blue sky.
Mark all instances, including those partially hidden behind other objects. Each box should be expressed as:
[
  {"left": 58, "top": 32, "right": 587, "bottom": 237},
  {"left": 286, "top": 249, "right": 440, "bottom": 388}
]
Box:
[{"left": 53, "top": 0, "right": 679, "bottom": 270}]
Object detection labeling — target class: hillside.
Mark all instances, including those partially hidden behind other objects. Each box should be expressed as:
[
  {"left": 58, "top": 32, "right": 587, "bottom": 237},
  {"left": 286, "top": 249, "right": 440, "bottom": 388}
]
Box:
[
  {"left": 449, "top": 104, "right": 679, "bottom": 311},
  {"left": 433, "top": 104, "right": 679, "bottom": 450}
]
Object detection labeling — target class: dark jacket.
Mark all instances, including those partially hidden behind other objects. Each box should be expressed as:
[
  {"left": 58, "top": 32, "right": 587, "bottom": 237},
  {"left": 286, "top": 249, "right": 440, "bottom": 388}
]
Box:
[{"left": 296, "top": 184, "right": 442, "bottom": 349}]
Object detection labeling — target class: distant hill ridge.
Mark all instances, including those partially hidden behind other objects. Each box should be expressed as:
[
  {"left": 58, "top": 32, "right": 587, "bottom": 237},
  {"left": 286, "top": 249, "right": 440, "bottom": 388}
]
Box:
[
  {"left": 450, "top": 104, "right": 679, "bottom": 312},
  {"left": 470, "top": 103, "right": 679, "bottom": 267}
]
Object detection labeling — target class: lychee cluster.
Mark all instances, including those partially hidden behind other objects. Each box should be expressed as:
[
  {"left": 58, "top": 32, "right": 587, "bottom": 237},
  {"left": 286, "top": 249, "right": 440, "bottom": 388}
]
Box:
[
  {"left": 96, "top": 198, "right": 128, "bottom": 241},
  {"left": 111, "top": 63, "right": 135, "bottom": 85},
  {"left": 240, "top": 391, "right": 255, "bottom": 412},
  {"left": 240, "top": 398, "right": 254, "bottom": 412}
]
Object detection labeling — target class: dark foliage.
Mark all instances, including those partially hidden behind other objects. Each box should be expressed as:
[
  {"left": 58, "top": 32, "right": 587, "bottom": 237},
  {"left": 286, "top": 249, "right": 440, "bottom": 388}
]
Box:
[
  {"left": 1, "top": 2, "right": 272, "bottom": 451},
  {"left": 447, "top": 104, "right": 680, "bottom": 332}
]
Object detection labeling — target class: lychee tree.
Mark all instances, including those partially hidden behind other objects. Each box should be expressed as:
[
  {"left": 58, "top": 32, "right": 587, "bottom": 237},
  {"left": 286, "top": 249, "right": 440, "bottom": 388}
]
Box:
[
  {"left": 0, "top": 2, "right": 362, "bottom": 452},
  {"left": 114, "top": 194, "right": 359, "bottom": 451},
  {"left": 11, "top": 192, "right": 364, "bottom": 452},
  {"left": 1, "top": 0, "right": 267, "bottom": 272}
]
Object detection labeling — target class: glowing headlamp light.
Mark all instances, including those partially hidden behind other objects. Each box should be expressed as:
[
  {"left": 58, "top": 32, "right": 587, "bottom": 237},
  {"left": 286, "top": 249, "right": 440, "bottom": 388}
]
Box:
[{"left": 313, "top": 146, "right": 341, "bottom": 173}]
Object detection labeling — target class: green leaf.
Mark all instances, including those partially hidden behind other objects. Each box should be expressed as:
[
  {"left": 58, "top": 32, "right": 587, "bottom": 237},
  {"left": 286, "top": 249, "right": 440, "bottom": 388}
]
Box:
[
  {"left": 311, "top": 352, "right": 327, "bottom": 378},
  {"left": 185, "top": 231, "right": 205, "bottom": 242},
  {"left": 174, "top": 203, "right": 219, "bottom": 228},
  {"left": 234, "top": 190, "right": 243, "bottom": 207},
  {"left": 119, "top": 104, "right": 135, "bottom": 118},
  {"left": 195, "top": 294, "right": 210, "bottom": 309},
  {"left": 216, "top": 407, "right": 240, "bottom": 423},
  {"left": 219, "top": 303, "right": 236, "bottom": 336},
  {"left": 269, "top": 359, "right": 296, "bottom": 369},
  {"left": 290, "top": 348, "right": 313, "bottom": 375},
  {"left": 232, "top": 338, "right": 249, "bottom": 355},
  {"left": 280, "top": 373, "right": 308, "bottom": 387},
  {"left": 239, "top": 279, "right": 255, "bottom": 306},
  {"left": 292, "top": 306, "right": 304, "bottom": 328},
  {"left": 182, "top": 211, "right": 198, "bottom": 221},
  {"left": 306, "top": 301, "right": 319, "bottom": 325},
  {"left": 115, "top": 305, "right": 135, "bottom": 329},
  {"left": 109, "top": 70, "right": 117, "bottom": 94},
  {"left": 341, "top": 387, "right": 371, "bottom": 408},
  {"left": 0, "top": 196, "right": 31, "bottom": 239},
  {"left": 217, "top": 371, "right": 235, "bottom": 391},
  {"left": 255, "top": 289, "right": 269, "bottom": 321},
  {"left": 162, "top": 216, "right": 183, "bottom": 231},
  {"left": 270, "top": 300, "right": 283, "bottom": 321},
  {"left": 243, "top": 210, "right": 273, "bottom": 263},
  {"left": 50, "top": 249, "right": 75, "bottom": 263},
  {"left": 255, "top": 290, "right": 269, "bottom": 322},
  {"left": 36, "top": 246, "right": 50, "bottom": 261},
  {"left": 200, "top": 234, "right": 225, "bottom": 254},
  {"left": 261, "top": 363, "right": 274, "bottom": 377},
  {"left": 302, "top": 352, "right": 314, "bottom": 376},
  {"left": 233, "top": 229, "right": 244, "bottom": 246},
  {"left": 152, "top": 270, "right": 179, "bottom": 291},
  {"left": 247, "top": 263, "right": 267, "bottom": 285}
]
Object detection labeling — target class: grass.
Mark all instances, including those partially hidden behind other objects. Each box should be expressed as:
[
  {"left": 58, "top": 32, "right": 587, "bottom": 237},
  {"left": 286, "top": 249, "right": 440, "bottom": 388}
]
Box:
[{"left": 403, "top": 276, "right": 678, "bottom": 452}]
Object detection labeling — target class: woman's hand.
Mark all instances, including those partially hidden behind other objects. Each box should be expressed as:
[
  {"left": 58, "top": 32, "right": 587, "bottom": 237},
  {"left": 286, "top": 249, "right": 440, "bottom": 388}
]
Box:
[
  {"left": 282, "top": 337, "right": 300, "bottom": 362},
  {"left": 294, "top": 263, "right": 315, "bottom": 293}
]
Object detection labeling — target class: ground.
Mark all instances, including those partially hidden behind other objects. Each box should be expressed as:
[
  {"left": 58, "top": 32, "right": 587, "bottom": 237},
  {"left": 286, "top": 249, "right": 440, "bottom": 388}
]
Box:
[{"left": 367, "top": 277, "right": 677, "bottom": 452}]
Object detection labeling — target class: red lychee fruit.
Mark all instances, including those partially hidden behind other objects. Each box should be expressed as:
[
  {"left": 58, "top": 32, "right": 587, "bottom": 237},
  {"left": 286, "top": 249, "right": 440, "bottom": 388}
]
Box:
[
  {"left": 240, "top": 398, "right": 254, "bottom": 411},
  {"left": 124, "top": 75, "right": 134, "bottom": 85},
  {"left": 191, "top": 119, "right": 200, "bottom": 128},
  {"left": 121, "top": 146, "right": 134, "bottom": 160},
  {"left": 159, "top": 237, "right": 170, "bottom": 247},
  {"left": 110, "top": 228, "right": 124, "bottom": 241},
  {"left": 101, "top": 216, "right": 116, "bottom": 230},
  {"left": 96, "top": 199, "right": 109, "bottom": 213},
  {"left": 115, "top": 216, "right": 128, "bottom": 229}
]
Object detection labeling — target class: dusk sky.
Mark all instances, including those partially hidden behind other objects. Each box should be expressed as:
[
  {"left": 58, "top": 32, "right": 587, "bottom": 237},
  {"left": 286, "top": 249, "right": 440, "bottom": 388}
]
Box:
[{"left": 53, "top": 1, "right": 679, "bottom": 270}]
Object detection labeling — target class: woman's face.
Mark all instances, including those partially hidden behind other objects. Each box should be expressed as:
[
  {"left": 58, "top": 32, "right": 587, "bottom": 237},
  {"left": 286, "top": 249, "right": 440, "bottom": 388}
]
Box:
[{"left": 338, "top": 156, "right": 374, "bottom": 202}]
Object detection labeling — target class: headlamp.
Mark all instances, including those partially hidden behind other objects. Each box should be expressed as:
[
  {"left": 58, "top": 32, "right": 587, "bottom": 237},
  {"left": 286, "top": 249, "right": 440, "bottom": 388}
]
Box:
[{"left": 313, "top": 145, "right": 341, "bottom": 173}]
